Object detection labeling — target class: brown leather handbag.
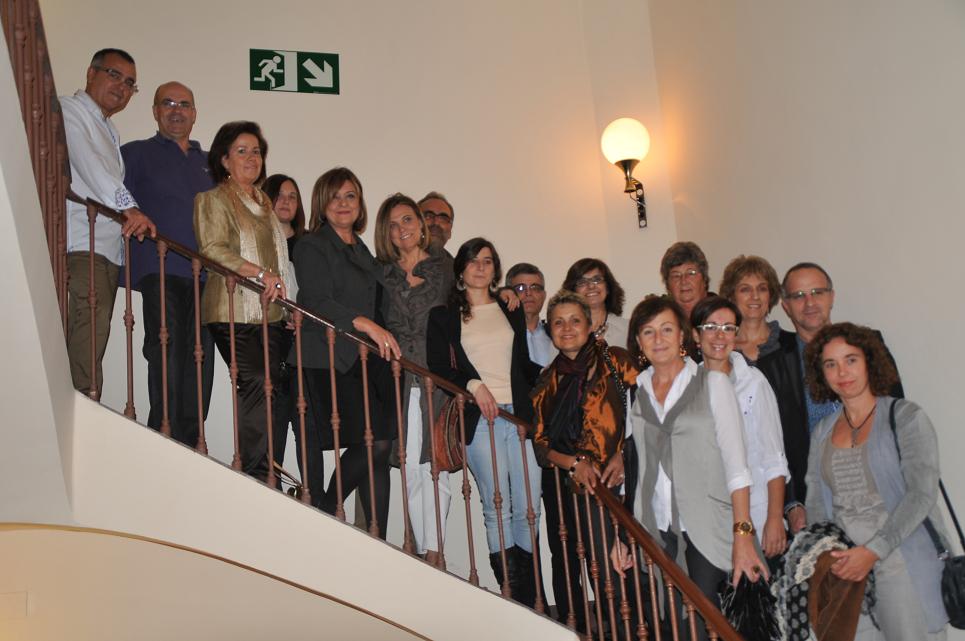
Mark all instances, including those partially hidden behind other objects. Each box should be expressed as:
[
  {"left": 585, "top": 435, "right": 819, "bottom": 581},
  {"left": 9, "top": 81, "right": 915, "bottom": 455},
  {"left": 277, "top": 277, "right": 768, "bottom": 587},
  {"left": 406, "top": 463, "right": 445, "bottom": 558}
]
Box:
[{"left": 431, "top": 344, "right": 465, "bottom": 473}]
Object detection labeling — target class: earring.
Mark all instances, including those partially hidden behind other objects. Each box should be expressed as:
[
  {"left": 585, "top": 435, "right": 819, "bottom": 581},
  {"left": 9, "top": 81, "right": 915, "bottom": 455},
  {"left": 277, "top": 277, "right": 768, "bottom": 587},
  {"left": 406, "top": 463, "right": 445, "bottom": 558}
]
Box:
[
  {"left": 491, "top": 278, "right": 499, "bottom": 289},
  {"left": 456, "top": 277, "right": 466, "bottom": 292},
  {"left": 679, "top": 344, "right": 687, "bottom": 357}
]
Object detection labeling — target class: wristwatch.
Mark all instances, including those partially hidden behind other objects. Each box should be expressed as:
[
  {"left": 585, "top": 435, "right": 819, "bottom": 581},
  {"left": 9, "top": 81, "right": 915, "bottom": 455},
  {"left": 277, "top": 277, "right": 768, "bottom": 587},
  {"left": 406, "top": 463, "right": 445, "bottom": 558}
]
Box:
[
  {"left": 256, "top": 268, "right": 266, "bottom": 282},
  {"left": 733, "top": 521, "right": 756, "bottom": 536}
]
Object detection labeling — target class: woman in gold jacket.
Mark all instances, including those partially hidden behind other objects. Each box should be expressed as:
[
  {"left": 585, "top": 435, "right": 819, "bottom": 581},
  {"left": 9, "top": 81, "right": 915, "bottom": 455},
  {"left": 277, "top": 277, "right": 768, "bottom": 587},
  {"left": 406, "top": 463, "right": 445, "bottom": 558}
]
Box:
[
  {"left": 193, "top": 121, "right": 291, "bottom": 482},
  {"left": 531, "top": 290, "right": 638, "bottom": 633}
]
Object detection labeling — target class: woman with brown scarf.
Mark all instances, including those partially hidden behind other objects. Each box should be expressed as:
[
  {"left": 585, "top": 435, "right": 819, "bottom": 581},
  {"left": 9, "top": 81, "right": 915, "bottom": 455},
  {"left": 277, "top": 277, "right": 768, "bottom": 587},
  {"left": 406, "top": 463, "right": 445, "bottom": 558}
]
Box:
[{"left": 531, "top": 290, "right": 638, "bottom": 632}]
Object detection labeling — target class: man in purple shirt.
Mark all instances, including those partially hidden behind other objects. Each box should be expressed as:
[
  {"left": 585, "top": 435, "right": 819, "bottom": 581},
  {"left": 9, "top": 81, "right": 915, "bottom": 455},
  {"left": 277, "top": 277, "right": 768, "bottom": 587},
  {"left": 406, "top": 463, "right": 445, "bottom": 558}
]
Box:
[{"left": 121, "top": 81, "right": 214, "bottom": 446}]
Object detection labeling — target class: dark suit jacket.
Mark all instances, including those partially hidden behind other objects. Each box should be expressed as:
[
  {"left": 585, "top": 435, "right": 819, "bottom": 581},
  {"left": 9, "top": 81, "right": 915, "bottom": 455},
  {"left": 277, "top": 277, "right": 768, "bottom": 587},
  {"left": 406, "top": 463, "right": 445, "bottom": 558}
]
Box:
[
  {"left": 290, "top": 223, "right": 388, "bottom": 372},
  {"left": 757, "top": 329, "right": 904, "bottom": 508},
  {"left": 426, "top": 299, "right": 541, "bottom": 444}
]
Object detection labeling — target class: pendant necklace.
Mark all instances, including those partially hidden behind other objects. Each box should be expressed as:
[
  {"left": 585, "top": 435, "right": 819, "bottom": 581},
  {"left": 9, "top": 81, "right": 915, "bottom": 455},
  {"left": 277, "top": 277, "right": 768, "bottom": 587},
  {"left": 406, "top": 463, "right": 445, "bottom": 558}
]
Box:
[{"left": 844, "top": 403, "right": 876, "bottom": 448}]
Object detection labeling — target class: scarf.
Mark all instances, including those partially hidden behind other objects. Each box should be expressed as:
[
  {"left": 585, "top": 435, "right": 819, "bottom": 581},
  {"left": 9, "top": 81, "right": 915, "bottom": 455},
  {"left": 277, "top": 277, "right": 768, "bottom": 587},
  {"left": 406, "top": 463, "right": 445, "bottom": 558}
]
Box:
[
  {"left": 545, "top": 339, "right": 597, "bottom": 454},
  {"left": 226, "top": 181, "right": 293, "bottom": 323}
]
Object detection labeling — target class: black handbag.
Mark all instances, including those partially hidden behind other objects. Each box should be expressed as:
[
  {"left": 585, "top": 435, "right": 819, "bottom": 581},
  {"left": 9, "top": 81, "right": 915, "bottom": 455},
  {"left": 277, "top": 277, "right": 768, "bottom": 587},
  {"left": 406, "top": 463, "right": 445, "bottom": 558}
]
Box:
[{"left": 887, "top": 399, "right": 965, "bottom": 629}]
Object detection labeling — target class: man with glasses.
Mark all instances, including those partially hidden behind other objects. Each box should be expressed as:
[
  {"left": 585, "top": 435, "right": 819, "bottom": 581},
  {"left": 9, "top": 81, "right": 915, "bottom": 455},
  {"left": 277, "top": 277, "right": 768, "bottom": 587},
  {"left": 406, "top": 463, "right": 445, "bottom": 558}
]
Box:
[
  {"left": 758, "top": 262, "right": 903, "bottom": 533},
  {"left": 61, "top": 48, "right": 156, "bottom": 397},
  {"left": 660, "top": 241, "right": 711, "bottom": 319},
  {"left": 417, "top": 191, "right": 455, "bottom": 256},
  {"left": 120, "top": 82, "right": 215, "bottom": 446},
  {"left": 506, "top": 263, "right": 556, "bottom": 367}
]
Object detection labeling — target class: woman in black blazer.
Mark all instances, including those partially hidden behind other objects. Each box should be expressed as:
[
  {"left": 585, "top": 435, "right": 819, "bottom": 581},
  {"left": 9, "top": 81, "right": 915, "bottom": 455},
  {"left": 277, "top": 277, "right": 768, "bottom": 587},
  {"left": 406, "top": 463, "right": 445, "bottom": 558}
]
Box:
[
  {"left": 426, "top": 237, "right": 542, "bottom": 606},
  {"left": 290, "top": 167, "right": 400, "bottom": 539}
]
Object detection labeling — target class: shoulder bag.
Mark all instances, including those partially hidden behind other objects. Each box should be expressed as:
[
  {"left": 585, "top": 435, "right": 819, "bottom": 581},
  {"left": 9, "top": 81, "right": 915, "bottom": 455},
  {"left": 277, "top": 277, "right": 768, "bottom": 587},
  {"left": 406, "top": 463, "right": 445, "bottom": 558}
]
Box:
[
  {"left": 431, "top": 344, "right": 465, "bottom": 473},
  {"left": 887, "top": 399, "right": 965, "bottom": 629}
]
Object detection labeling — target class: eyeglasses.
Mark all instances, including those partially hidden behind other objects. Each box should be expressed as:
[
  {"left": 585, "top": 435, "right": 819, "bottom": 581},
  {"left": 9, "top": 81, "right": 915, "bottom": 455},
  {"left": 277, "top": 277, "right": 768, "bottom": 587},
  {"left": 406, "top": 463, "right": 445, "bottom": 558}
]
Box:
[
  {"left": 784, "top": 287, "right": 832, "bottom": 301},
  {"left": 668, "top": 268, "right": 700, "bottom": 283},
  {"left": 697, "top": 323, "right": 739, "bottom": 334},
  {"left": 93, "top": 65, "right": 138, "bottom": 93},
  {"left": 422, "top": 211, "right": 452, "bottom": 224},
  {"left": 157, "top": 98, "right": 193, "bottom": 110},
  {"left": 574, "top": 275, "right": 605, "bottom": 289},
  {"left": 512, "top": 283, "right": 544, "bottom": 294}
]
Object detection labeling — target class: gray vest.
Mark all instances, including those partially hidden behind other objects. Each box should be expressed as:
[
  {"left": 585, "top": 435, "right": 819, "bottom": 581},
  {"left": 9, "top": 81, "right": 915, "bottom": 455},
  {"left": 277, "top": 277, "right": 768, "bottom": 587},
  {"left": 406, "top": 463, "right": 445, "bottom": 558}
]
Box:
[{"left": 631, "top": 367, "right": 734, "bottom": 571}]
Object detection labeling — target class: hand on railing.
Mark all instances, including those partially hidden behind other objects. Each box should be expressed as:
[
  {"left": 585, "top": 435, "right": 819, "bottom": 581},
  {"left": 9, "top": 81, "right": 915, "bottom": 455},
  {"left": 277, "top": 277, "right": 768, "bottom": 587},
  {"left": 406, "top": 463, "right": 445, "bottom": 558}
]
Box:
[
  {"left": 471, "top": 383, "right": 499, "bottom": 422},
  {"left": 599, "top": 453, "right": 625, "bottom": 489},
  {"left": 351, "top": 316, "right": 401, "bottom": 360},
  {"left": 258, "top": 271, "right": 286, "bottom": 303},
  {"left": 120, "top": 207, "right": 156, "bottom": 241}
]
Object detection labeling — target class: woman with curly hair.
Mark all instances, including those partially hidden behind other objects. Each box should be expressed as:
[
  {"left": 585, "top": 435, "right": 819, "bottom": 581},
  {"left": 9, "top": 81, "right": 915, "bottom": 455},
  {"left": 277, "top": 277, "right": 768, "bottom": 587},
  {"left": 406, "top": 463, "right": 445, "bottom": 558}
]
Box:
[
  {"left": 718, "top": 254, "right": 783, "bottom": 364},
  {"left": 562, "top": 257, "right": 628, "bottom": 348},
  {"left": 426, "top": 237, "right": 542, "bottom": 606},
  {"left": 803, "top": 322, "right": 949, "bottom": 639}
]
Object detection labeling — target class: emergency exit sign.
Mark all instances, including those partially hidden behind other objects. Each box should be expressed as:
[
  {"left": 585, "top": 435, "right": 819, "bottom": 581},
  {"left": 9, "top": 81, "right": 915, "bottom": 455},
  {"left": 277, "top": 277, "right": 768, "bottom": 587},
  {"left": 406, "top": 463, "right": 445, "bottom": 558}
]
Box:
[{"left": 249, "top": 49, "right": 340, "bottom": 94}]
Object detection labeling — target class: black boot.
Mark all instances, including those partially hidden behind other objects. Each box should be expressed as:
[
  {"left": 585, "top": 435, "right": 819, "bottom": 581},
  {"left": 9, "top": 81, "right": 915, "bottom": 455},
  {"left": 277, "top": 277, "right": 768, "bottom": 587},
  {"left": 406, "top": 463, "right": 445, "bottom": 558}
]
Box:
[
  {"left": 489, "top": 551, "right": 508, "bottom": 595},
  {"left": 511, "top": 545, "right": 538, "bottom": 608}
]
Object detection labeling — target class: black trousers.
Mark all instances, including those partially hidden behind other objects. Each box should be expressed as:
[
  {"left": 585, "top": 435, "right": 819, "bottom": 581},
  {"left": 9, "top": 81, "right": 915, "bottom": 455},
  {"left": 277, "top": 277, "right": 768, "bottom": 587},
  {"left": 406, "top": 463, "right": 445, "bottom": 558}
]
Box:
[
  {"left": 271, "top": 330, "right": 296, "bottom": 483},
  {"left": 661, "top": 530, "right": 727, "bottom": 641},
  {"left": 209, "top": 322, "right": 286, "bottom": 482},
  {"left": 141, "top": 274, "right": 214, "bottom": 447}
]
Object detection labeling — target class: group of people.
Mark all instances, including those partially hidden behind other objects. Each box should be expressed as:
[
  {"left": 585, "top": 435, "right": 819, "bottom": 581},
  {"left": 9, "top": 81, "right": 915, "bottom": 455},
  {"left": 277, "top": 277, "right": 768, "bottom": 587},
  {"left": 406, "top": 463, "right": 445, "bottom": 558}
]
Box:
[{"left": 62, "top": 48, "right": 950, "bottom": 640}]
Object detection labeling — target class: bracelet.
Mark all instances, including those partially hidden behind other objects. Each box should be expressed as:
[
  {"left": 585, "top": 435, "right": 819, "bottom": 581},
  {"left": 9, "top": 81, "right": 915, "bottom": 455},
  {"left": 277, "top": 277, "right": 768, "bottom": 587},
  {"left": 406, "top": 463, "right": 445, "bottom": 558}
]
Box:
[
  {"left": 256, "top": 268, "right": 266, "bottom": 282},
  {"left": 568, "top": 455, "right": 586, "bottom": 478}
]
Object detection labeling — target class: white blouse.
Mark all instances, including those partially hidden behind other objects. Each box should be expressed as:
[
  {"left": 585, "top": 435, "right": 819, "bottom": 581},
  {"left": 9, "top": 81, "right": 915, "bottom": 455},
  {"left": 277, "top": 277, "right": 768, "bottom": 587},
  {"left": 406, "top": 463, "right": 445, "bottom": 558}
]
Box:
[
  {"left": 704, "top": 352, "right": 790, "bottom": 539},
  {"left": 637, "top": 357, "right": 751, "bottom": 532}
]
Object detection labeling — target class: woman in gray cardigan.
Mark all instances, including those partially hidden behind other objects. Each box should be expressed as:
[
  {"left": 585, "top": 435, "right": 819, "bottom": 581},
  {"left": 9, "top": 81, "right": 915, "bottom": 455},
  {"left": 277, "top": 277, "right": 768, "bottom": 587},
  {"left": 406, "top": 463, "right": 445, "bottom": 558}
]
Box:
[{"left": 803, "top": 322, "right": 949, "bottom": 639}]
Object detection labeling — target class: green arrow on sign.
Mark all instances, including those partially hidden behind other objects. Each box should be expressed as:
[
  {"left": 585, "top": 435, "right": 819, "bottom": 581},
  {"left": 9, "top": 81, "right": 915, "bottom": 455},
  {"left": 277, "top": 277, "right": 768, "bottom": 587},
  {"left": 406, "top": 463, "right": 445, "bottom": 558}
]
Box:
[{"left": 250, "top": 49, "right": 340, "bottom": 95}]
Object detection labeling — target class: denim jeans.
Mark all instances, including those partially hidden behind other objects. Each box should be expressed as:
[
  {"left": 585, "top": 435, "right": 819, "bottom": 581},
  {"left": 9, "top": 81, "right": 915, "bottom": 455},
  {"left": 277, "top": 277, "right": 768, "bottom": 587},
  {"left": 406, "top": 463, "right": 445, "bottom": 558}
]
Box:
[{"left": 466, "top": 404, "right": 542, "bottom": 553}]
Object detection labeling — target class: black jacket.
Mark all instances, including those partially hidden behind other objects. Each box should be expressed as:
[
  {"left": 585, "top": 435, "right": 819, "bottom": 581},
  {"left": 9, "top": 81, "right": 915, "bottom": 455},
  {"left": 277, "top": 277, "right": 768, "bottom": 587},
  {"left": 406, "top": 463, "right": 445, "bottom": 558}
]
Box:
[
  {"left": 289, "top": 223, "right": 388, "bottom": 372},
  {"left": 757, "top": 329, "right": 903, "bottom": 508},
  {"left": 426, "top": 299, "right": 541, "bottom": 443}
]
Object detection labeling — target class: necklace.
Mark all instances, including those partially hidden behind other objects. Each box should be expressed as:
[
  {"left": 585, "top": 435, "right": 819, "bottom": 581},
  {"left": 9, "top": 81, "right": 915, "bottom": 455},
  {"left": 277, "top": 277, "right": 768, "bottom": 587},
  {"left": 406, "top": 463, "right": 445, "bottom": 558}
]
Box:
[
  {"left": 593, "top": 312, "right": 609, "bottom": 340},
  {"left": 844, "top": 403, "right": 876, "bottom": 448}
]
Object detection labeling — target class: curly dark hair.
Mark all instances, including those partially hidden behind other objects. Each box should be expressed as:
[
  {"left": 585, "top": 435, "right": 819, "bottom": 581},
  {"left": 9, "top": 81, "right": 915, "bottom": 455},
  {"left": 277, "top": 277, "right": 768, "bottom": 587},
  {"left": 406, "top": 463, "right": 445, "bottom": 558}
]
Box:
[
  {"left": 562, "top": 258, "right": 625, "bottom": 315},
  {"left": 449, "top": 237, "right": 502, "bottom": 322},
  {"left": 626, "top": 295, "right": 691, "bottom": 366},
  {"left": 803, "top": 322, "right": 899, "bottom": 403},
  {"left": 718, "top": 255, "right": 781, "bottom": 313}
]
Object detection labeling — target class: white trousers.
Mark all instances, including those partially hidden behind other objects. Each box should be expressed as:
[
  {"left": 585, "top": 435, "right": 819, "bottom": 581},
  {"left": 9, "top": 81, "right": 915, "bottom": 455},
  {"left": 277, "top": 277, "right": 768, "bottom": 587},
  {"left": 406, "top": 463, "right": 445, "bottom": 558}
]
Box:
[{"left": 405, "top": 387, "right": 452, "bottom": 554}]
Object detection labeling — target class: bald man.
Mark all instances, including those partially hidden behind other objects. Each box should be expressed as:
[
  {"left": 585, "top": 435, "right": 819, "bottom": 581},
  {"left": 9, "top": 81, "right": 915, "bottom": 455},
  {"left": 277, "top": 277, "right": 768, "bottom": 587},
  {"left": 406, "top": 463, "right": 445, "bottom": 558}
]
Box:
[{"left": 121, "top": 81, "right": 215, "bottom": 447}]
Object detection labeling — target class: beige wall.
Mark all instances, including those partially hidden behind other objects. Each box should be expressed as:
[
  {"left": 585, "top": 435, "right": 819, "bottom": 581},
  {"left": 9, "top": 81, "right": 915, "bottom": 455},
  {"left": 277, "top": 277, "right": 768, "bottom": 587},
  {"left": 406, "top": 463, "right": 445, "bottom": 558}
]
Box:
[{"left": 648, "top": 0, "right": 965, "bottom": 555}]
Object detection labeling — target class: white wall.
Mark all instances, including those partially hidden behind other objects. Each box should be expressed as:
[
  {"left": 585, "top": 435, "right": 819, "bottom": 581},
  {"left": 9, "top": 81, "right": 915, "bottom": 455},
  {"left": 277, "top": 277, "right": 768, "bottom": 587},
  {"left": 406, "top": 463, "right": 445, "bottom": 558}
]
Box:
[{"left": 647, "top": 0, "right": 965, "bottom": 562}]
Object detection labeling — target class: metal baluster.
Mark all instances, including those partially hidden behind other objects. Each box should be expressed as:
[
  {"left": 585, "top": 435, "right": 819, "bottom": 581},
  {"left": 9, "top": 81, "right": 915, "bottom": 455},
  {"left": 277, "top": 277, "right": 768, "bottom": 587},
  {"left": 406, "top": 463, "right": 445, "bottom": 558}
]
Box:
[
  {"left": 191, "top": 259, "right": 207, "bottom": 454},
  {"left": 571, "top": 491, "right": 597, "bottom": 641},
  {"left": 628, "top": 540, "right": 650, "bottom": 641},
  {"left": 225, "top": 276, "right": 242, "bottom": 471},
  {"left": 456, "top": 395, "right": 479, "bottom": 586},
  {"left": 683, "top": 599, "right": 698, "bottom": 641},
  {"left": 584, "top": 493, "right": 606, "bottom": 638},
  {"left": 553, "top": 468, "right": 578, "bottom": 630},
  {"left": 293, "top": 310, "right": 310, "bottom": 504},
  {"left": 326, "top": 327, "right": 345, "bottom": 520},
  {"left": 262, "top": 300, "right": 276, "bottom": 489},
  {"left": 665, "top": 577, "right": 681, "bottom": 641},
  {"left": 515, "top": 421, "right": 544, "bottom": 612},
  {"left": 487, "top": 416, "right": 511, "bottom": 597},
  {"left": 392, "top": 359, "right": 413, "bottom": 552},
  {"left": 424, "top": 377, "right": 445, "bottom": 568},
  {"left": 158, "top": 241, "right": 171, "bottom": 436},
  {"left": 122, "top": 236, "right": 135, "bottom": 419},
  {"left": 643, "top": 551, "right": 662, "bottom": 641},
  {"left": 359, "top": 344, "right": 379, "bottom": 536},
  {"left": 595, "top": 497, "right": 619, "bottom": 637},
  {"left": 609, "top": 519, "right": 633, "bottom": 641}
]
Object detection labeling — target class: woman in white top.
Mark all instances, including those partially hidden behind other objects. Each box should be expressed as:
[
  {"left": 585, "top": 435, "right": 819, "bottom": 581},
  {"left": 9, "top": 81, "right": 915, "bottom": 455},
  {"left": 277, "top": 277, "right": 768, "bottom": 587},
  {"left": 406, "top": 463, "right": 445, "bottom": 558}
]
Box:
[
  {"left": 691, "top": 295, "right": 790, "bottom": 559},
  {"left": 612, "top": 296, "right": 762, "bottom": 641},
  {"left": 562, "top": 258, "right": 629, "bottom": 349}
]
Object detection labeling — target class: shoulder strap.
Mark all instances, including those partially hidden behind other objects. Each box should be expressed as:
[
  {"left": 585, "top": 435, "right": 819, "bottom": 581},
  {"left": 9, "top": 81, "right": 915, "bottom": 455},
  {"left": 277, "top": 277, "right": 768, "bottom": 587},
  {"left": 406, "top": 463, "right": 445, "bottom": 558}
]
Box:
[
  {"left": 887, "top": 399, "right": 960, "bottom": 555},
  {"left": 600, "top": 341, "right": 628, "bottom": 419}
]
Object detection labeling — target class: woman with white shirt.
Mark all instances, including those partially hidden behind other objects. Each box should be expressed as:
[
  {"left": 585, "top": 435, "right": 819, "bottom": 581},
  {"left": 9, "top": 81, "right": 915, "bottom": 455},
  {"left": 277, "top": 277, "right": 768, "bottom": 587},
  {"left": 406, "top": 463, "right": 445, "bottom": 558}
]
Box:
[
  {"left": 427, "top": 237, "right": 543, "bottom": 606},
  {"left": 691, "top": 295, "right": 790, "bottom": 560},
  {"left": 612, "top": 296, "right": 763, "bottom": 640}
]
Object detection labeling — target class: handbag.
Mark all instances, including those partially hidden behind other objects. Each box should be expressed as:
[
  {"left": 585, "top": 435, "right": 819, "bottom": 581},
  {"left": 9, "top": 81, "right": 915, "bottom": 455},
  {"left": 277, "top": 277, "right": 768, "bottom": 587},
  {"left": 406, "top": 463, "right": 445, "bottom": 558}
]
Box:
[
  {"left": 887, "top": 399, "right": 965, "bottom": 629},
  {"left": 431, "top": 344, "right": 465, "bottom": 473}
]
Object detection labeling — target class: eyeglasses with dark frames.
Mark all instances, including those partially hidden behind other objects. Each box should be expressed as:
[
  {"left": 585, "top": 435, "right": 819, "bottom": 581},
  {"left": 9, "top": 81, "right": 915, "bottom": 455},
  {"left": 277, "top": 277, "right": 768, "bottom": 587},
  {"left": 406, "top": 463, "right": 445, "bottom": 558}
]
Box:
[{"left": 93, "top": 65, "right": 138, "bottom": 93}]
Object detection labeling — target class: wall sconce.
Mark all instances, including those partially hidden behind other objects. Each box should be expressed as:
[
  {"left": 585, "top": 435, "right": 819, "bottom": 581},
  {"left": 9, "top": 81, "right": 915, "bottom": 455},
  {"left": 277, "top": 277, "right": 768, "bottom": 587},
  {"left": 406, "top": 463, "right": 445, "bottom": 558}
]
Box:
[{"left": 601, "top": 117, "right": 651, "bottom": 228}]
